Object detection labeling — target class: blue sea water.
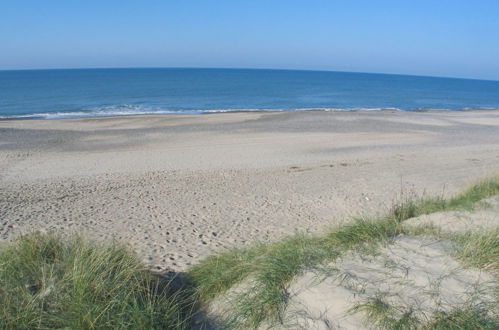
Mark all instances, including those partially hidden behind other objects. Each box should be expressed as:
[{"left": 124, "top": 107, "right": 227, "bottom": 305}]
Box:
[{"left": 0, "top": 68, "right": 498, "bottom": 119}]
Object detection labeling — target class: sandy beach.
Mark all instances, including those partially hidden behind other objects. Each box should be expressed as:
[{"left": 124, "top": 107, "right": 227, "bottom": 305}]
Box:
[{"left": 1, "top": 110, "right": 498, "bottom": 271}]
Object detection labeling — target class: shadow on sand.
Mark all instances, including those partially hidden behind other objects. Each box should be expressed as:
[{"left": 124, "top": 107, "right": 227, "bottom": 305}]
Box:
[{"left": 154, "top": 270, "right": 223, "bottom": 330}]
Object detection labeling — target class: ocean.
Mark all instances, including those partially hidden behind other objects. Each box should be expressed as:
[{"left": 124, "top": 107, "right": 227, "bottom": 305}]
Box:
[{"left": 1, "top": 68, "right": 498, "bottom": 119}]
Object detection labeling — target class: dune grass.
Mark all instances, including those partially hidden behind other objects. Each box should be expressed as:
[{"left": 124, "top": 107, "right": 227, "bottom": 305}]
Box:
[
  {"left": 188, "top": 176, "right": 499, "bottom": 328},
  {"left": 188, "top": 217, "right": 404, "bottom": 328},
  {"left": 427, "top": 307, "right": 498, "bottom": 329},
  {"left": 189, "top": 217, "right": 402, "bottom": 302},
  {"left": 391, "top": 176, "right": 499, "bottom": 222},
  {"left": 1, "top": 177, "right": 497, "bottom": 329},
  {"left": 452, "top": 228, "right": 499, "bottom": 274},
  {"left": 351, "top": 297, "right": 419, "bottom": 330},
  {"left": 405, "top": 221, "right": 498, "bottom": 276},
  {"left": 352, "top": 297, "right": 498, "bottom": 330},
  {"left": 448, "top": 177, "right": 499, "bottom": 210},
  {"left": 0, "top": 232, "right": 193, "bottom": 329}
]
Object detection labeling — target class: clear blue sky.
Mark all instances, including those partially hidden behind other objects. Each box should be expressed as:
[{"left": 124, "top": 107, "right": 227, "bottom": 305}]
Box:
[{"left": 1, "top": 0, "right": 499, "bottom": 80}]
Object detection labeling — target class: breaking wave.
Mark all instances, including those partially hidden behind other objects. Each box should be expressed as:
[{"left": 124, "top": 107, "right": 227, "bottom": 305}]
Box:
[{"left": 0, "top": 104, "right": 496, "bottom": 120}]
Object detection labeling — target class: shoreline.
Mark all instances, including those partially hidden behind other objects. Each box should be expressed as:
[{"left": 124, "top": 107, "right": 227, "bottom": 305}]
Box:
[{"left": 1, "top": 107, "right": 498, "bottom": 121}]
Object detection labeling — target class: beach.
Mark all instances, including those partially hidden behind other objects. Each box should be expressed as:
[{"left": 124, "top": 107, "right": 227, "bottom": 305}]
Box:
[{"left": 1, "top": 109, "right": 498, "bottom": 271}]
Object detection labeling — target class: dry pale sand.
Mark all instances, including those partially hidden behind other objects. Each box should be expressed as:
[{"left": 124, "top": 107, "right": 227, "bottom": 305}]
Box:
[
  {"left": 280, "top": 235, "right": 496, "bottom": 329},
  {"left": 197, "top": 199, "right": 498, "bottom": 329},
  {"left": 199, "top": 200, "right": 498, "bottom": 329},
  {"left": 1, "top": 110, "right": 498, "bottom": 271}
]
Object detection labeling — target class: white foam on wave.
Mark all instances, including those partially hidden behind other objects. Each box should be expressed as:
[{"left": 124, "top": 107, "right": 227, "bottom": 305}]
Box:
[
  {"left": 0, "top": 105, "right": 191, "bottom": 119},
  {"left": 2, "top": 105, "right": 493, "bottom": 120},
  {"left": 0, "top": 108, "right": 386, "bottom": 119}
]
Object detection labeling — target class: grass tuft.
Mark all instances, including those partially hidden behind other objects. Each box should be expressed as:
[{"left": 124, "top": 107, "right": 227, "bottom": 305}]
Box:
[
  {"left": 390, "top": 176, "right": 499, "bottom": 221},
  {"left": 351, "top": 296, "right": 419, "bottom": 330},
  {"left": 452, "top": 229, "right": 499, "bottom": 274},
  {"left": 189, "top": 217, "right": 404, "bottom": 328},
  {"left": 448, "top": 177, "right": 499, "bottom": 210},
  {"left": 352, "top": 297, "right": 498, "bottom": 330},
  {"left": 390, "top": 196, "right": 447, "bottom": 222},
  {"left": 188, "top": 245, "right": 264, "bottom": 302},
  {"left": 225, "top": 235, "right": 327, "bottom": 328},
  {"left": 0, "top": 232, "right": 193, "bottom": 329},
  {"left": 426, "top": 307, "right": 498, "bottom": 329}
]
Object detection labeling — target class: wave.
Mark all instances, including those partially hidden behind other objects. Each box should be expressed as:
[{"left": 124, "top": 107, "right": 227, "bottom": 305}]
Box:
[{"left": 0, "top": 105, "right": 496, "bottom": 120}]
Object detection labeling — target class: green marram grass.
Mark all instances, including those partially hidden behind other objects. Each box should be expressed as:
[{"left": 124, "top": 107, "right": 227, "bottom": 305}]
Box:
[
  {"left": 351, "top": 296, "right": 419, "bottom": 330},
  {"left": 1, "top": 176, "right": 498, "bottom": 329},
  {"left": 188, "top": 176, "right": 499, "bottom": 328},
  {"left": 0, "top": 232, "right": 193, "bottom": 329},
  {"left": 452, "top": 228, "right": 499, "bottom": 274},
  {"left": 352, "top": 297, "right": 498, "bottom": 330},
  {"left": 391, "top": 176, "right": 499, "bottom": 221},
  {"left": 188, "top": 217, "right": 405, "bottom": 328},
  {"left": 426, "top": 307, "right": 498, "bottom": 330},
  {"left": 448, "top": 177, "right": 499, "bottom": 210}
]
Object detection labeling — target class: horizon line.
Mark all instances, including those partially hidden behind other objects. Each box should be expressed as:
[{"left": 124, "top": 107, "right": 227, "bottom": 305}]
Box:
[{"left": 0, "top": 66, "right": 498, "bottom": 83}]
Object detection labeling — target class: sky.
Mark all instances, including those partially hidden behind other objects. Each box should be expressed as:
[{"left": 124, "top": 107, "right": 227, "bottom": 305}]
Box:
[{"left": 1, "top": 0, "right": 499, "bottom": 80}]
